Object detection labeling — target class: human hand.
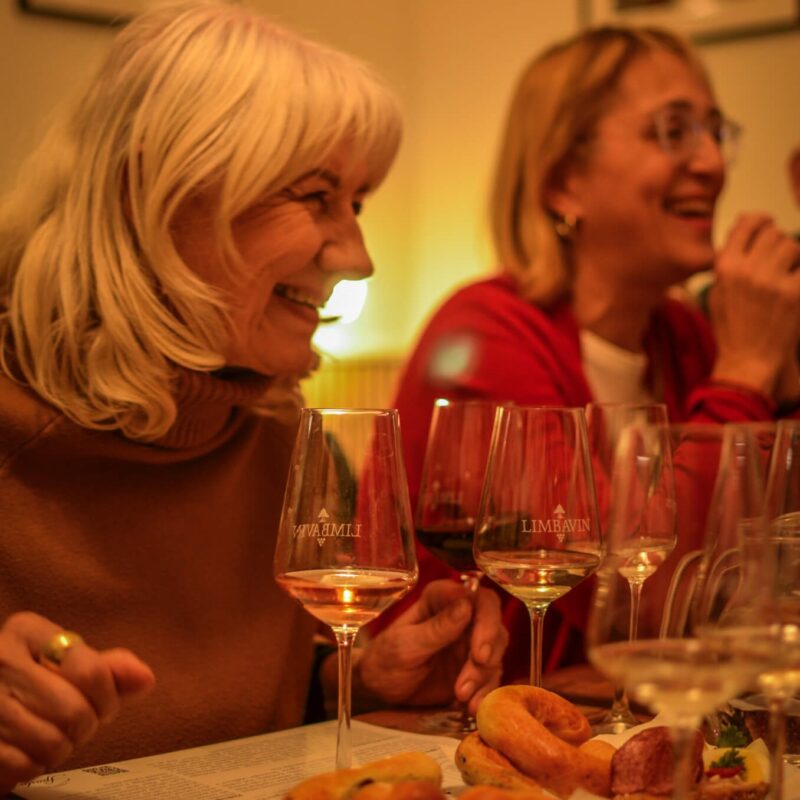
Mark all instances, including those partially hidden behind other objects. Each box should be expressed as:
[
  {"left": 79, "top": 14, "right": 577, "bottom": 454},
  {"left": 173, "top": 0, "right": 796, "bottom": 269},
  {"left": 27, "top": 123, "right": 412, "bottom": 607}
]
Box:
[
  {"left": 711, "top": 213, "right": 800, "bottom": 401},
  {"left": 0, "top": 612, "right": 155, "bottom": 792},
  {"left": 352, "top": 579, "right": 507, "bottom": 716}
]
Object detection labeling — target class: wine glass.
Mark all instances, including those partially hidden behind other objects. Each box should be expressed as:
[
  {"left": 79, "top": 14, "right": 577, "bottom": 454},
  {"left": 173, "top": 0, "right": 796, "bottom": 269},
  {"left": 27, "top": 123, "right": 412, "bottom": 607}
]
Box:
[
  {"left": 474, "top": 405, "right": 603, "bottom": 687},
  {"left": 415, "top": 398, "right": 497, "bottom": 734},
  {"left": 588, "top": 424, "right": 771, "bottom": 800},
  {"left": 586, "top": 403, "right": 676, "bottom": 733},
  {"left": 274, "top": 409, "right": 418, "bottom": 769},
  {"left": 759, "top": 420, "right": 800, "bottom": 799}
]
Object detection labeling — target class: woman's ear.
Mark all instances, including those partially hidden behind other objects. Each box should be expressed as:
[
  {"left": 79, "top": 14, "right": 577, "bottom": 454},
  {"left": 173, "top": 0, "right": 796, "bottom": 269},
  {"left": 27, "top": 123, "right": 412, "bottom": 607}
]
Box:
[{"left": 543, "top": 160, "right": 584, "bottom": 222}]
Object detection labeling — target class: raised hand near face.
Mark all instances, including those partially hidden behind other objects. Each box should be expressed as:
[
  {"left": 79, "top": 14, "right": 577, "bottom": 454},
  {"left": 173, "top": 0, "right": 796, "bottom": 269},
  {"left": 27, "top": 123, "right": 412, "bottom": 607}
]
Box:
[{"left": 711, "top": 212, "right": 800, "bottom": 405}]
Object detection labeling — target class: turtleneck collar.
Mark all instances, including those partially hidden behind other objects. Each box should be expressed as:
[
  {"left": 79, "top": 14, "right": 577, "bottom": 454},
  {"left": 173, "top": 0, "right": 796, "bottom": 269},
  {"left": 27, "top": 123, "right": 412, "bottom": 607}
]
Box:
[{"left": 154, "top": 368, "right": 274, "bottom": 451}]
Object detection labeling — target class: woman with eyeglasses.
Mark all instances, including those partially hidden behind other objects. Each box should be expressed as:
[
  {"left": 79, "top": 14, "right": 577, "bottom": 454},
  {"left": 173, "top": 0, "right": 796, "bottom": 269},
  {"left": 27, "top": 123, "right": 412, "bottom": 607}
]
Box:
[{"left": 383, "top": 25, "right": 800, "bottom": 681}]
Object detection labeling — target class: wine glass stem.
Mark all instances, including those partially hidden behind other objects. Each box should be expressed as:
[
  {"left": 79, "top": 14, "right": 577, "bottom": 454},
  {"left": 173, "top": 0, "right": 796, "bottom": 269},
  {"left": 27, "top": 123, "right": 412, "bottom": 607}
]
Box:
[
  {"left": 670, "top": 724, "right": 698, "bottom": 800},
  {"left": 334, "top": 628, "right": 357, "bottom": 770},
  {"left": 457, "top": 571, "right": 482, "bottom": 732},
  {"left": 527, "top": 605, "right": 547, "bottom": 687},
  {"left": 628, "top": 580, "right": 643, "bottom": 642},
  {"left": 768, "top": 696, "right": 787, "bottom": 800}
]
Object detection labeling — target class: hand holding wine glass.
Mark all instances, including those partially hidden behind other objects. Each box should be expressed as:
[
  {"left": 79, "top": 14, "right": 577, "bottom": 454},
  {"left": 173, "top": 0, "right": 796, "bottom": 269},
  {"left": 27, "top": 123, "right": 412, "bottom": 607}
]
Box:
[
  {"left": 475, "top": 405, "right": 603, "bottom": 687},
  {"left": 274, "top": 409, "right": 417, "bottom": 769}
]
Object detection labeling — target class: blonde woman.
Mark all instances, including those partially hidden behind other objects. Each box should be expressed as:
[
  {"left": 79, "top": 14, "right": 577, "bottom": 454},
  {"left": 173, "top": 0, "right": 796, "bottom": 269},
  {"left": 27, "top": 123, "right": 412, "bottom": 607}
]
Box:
[
  {"left": 0, "top": 1, "right": 506, "bottom": 789},
  {"left": 389, "top": 25, "right": 800, "bottom": 681}
]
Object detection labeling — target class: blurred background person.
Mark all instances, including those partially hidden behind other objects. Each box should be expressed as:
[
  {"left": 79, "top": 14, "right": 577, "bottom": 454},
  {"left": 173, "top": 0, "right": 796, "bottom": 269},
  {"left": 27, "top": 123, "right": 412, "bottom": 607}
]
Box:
[
  {"left": 380, "top": 25, "right": 800, "bottom": 682},
  {"left": 0, "top": 1, "right": 506, "bottom": 790}
]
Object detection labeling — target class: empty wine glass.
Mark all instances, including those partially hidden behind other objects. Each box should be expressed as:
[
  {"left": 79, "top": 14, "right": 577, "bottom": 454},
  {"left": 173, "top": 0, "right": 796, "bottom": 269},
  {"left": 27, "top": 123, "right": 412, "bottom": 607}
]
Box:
[
  {"left": 415, "top": 398, "right": 497, "bottom": 733},
  {"left": 586, "top": 403, "right": 675, "bottom": 733},
  {"left": 588, "top": 424, "right": 771, "bottom": 800},
  {"left": 475, "top": 405, "right": 603, "bottom": 687},
  {"left": 274, "top": 409, "right": 418, "bottom": 769}
]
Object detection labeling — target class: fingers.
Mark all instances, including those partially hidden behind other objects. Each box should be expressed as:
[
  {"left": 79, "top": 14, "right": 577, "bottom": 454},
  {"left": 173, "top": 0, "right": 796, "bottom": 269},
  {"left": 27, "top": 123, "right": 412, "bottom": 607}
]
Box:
[
  {"left": 469, "top": 587, "right": 506, "bottom": 668},
  {"left": 411, "top": 591, "right": 472, "bottom": 652},
  {"left": 0, "top": 612, "right": 154, "bottom": 785},
  {"left": 101, "top": 649, "right": 156, "bottom": 699},
  {"left": 712, "top": 213, "right": 800, "bottom": 398},
  {"left": 455, "top": 588, "right": 506, "bottom": 714},
  {"left": 720, "top": 212, "right": 772, "bottom": 255}
]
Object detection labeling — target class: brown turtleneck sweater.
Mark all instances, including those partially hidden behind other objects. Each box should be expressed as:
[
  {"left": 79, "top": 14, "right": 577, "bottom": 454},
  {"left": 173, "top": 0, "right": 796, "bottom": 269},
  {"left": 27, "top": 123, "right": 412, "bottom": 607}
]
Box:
[{"left": 0, "top": 369, "right": 316, "bottom": 768}]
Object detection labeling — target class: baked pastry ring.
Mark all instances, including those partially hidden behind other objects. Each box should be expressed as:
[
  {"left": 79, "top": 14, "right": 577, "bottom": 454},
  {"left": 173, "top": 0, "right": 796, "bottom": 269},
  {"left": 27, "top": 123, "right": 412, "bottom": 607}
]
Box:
[
  {"left": 455, "top": 733, "right": 545, "bottom": 792},
  {"left": 284, "top": 752, "right": 442, "bottom": 800},
  {"left": 476, "top": 685, "right": 611, "bottom": 798}
]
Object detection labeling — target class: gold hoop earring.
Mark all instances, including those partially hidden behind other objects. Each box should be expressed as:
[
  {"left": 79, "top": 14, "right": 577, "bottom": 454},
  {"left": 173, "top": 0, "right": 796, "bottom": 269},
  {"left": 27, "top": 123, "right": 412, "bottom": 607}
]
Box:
[{"left": 554, "top": 213, "right": 579, "bottom": 240}]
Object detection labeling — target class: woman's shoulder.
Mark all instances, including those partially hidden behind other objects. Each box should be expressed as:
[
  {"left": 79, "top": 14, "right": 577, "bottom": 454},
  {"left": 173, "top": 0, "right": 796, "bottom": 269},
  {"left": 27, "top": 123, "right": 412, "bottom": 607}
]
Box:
[
  {"left": 0, "top": 373, "right": 63, "bottom": 468},
  {"left": 426, "top": 274, "right": 570, "bottom": 334}
]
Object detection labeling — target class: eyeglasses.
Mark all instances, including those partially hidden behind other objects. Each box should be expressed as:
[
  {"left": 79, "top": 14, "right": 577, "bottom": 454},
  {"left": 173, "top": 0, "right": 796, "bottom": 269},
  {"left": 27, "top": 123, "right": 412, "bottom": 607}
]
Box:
[{"left": 651, "top": 105, "right": 742, "bottom": 165}]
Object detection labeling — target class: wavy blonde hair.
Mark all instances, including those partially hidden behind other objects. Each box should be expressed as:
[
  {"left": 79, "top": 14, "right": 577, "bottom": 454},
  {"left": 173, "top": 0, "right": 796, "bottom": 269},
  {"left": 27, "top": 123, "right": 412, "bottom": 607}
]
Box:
[
  {"left": 0, "top": 0, "right": 402, "bottom": 440},
  {"left": 491, "top": 26, "right": 708, "bottom": 305}
]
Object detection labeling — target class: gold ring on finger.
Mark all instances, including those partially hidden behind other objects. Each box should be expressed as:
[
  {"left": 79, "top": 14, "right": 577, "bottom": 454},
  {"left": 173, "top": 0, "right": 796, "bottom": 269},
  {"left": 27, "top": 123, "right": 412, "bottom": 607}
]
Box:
[{"left": 40, "top": 630, "right": 84, "bottom": 667}]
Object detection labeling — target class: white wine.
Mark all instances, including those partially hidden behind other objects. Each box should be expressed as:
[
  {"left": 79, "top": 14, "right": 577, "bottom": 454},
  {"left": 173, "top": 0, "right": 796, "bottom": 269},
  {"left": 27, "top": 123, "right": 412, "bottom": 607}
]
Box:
[
  {"left": 277, "top": 568, "right": 415, "bottom": 632},
  {"left": 590, "top": 638, "right": 762, "bottom": 725},
  {"left": 477, "top": 549, "right": 600, "bottom": 609},
  {"left": 616, "top": 537, "right": 675, "bottom": 584}
]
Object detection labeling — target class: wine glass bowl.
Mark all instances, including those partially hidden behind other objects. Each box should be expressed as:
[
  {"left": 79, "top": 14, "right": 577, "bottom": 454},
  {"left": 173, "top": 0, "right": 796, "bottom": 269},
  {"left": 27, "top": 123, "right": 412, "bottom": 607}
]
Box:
[
  {"left": 474, "top": 405, "right": 603, "bottom": 687},
  {"left": 416, "top": 399, "right": 498, "bottom": 590},
  {"left": 274, "top": 408, "right": 417, "bottom": 768}
]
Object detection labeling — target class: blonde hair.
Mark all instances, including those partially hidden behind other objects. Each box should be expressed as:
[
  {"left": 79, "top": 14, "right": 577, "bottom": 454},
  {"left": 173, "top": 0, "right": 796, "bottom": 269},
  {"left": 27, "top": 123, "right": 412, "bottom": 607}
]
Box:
[
  {"left": 491, "top": 26, "right": 708, "bottom": 305},
  {"left": 0, "top": 0, "right": 402, "bottom": 440}
]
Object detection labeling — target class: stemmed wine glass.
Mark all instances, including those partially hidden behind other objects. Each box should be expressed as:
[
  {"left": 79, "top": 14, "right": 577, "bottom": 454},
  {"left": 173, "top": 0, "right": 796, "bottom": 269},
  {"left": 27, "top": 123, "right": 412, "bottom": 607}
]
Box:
[
  {"left": 588, "top": 424, "right": 771, "bottom": 800},
  {"left": 274, "top": 409, "right": 418, "bottom": 769},
  {"left": 759, "top": 420, "right": 800, "bottom": 799},
  {"left": 474, "top": 405, "right": 603, "bottom": 687},
  {"left": 415, "top": 398, "right": 497, "bottom": 733},
  {"left": 586, "top": 403, "right": 676, "bottom": 733}
]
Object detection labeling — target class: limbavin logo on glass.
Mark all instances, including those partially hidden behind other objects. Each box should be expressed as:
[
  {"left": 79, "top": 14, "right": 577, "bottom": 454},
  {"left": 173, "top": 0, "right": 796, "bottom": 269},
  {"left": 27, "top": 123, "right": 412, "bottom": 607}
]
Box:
[
  {"left": 293, "top": 508, "right": 362, "bottom": 546},
  {"left": 520, "top": 505, "right": 591, "bottom": 541}
]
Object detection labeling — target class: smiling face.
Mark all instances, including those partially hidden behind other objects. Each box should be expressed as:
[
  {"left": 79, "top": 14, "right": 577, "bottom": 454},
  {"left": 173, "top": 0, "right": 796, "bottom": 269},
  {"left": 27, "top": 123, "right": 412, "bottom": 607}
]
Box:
[
  {"left": 557, "top": 49, "right": 726, "bottom": 293},
  {"left": 171, "top": 144, "right": 373, "bottom": 376}
]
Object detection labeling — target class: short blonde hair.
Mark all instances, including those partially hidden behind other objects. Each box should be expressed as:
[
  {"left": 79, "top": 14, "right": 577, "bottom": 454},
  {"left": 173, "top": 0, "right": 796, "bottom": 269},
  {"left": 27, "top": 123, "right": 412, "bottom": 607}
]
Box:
[
  {"left": 491, "top": 26, "right": 708, "bottom": 305},
  {"left": 0, "top": 0, "right": 402, "bottom": 440}
]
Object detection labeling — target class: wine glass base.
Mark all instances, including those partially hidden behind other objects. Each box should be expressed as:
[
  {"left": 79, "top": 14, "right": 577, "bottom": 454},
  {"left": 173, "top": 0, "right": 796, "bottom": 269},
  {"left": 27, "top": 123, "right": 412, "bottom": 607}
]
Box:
[
  {"left": 418, "top": 708, "right": 476, "bottom": 737},
  {"left": 590, "top": 709, "right": 639, "bottom": 735}
]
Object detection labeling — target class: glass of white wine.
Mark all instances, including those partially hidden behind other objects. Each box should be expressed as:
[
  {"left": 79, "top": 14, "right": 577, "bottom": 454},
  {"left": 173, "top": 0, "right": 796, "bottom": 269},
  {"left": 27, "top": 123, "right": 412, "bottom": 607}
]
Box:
[
  {"left": 586, "top": 403, "right": 676, "bottom": 733},
  {"left": 588, "top": 424, "right": 771, "bottom": 800},
  {"left": 274, "top": 409, "right": 418, "bottom": 769},
  {"left": 474, "top": 405, "right": 603, "bottom": 687}
]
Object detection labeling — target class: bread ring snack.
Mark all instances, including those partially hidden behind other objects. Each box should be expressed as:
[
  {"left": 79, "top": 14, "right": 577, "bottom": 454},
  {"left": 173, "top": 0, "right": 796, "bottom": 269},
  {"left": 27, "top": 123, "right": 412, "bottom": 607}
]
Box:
[
  {"left": 460, "top": 786, "right": 554, "bottom": 800},
  {"left": 476, "top": 685, "right": 611, "bottom": 798},
  {"left": 455, "top": 732, "right": 544, "bottom": 791},
  {"left": 284, "top": 752, "right": 442, "bottom": 800},
  {"left": 351, "top": 781, "right": 446, "bottom": 800}
]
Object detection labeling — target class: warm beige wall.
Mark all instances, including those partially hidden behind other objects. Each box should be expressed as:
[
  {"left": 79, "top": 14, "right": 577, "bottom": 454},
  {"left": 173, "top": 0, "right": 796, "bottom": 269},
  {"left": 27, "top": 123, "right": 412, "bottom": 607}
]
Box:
[
  {"left": 701, "top": 30, "right": 800, "bottom": 239},
  {"left": 1, "top": 2, "right": 798, "bottom": 362}
]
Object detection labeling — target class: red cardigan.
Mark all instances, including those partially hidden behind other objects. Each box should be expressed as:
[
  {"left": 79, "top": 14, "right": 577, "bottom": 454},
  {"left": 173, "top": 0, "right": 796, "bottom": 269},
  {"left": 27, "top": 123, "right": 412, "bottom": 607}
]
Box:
[{"left": 383, "top": 275, "right": 781, "bottom": 680}]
